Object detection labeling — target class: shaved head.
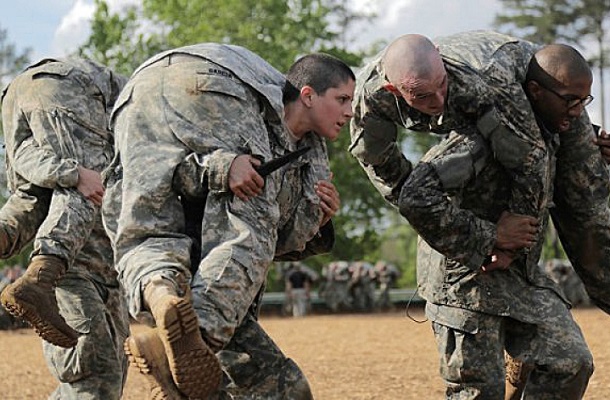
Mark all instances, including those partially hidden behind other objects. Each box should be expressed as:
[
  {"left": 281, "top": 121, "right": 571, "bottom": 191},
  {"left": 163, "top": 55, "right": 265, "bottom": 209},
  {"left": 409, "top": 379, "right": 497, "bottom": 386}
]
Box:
[
  {"left": 383, "top": 34, "right": 443, "bottom": 89},
  {"left": 527, "top": 44, "right": 592, "bottom": 87},
  {"left": 526, "top": 43, "right": 593, "bottom": 133},
  {"left": 381, "top": 34, "right": 448, "bottom": 115}
]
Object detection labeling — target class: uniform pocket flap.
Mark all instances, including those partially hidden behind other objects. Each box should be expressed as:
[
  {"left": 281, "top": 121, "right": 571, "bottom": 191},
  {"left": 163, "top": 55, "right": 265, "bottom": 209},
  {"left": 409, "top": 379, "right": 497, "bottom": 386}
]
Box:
[{"left": 426, "top": 303, "right": 479, "bottom": 334}]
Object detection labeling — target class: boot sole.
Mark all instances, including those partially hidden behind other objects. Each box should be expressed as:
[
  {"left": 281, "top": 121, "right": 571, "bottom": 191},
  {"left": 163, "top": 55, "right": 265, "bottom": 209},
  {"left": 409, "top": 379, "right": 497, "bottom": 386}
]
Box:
[
  {"left": 0, "top": 288, "right": 78, "bottom": 348},
  {"left": 124, "top": 331, "right": 186, "bottom": 400},
  {"left": 156, "top": 297, "right": 222, "bottom": 398}
]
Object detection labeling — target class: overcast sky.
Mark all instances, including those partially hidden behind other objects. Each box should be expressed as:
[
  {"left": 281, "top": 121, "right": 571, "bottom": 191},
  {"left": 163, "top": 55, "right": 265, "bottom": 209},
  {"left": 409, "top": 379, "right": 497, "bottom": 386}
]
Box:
[{"left": 1, "top": 0, "right": 606, "bottom": 125}]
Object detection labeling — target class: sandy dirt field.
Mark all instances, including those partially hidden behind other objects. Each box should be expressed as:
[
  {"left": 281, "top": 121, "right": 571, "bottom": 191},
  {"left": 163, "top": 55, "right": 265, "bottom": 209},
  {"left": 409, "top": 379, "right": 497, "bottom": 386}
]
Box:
[{"left": 1, "top": 307, "right": 609, "bottom": 399}]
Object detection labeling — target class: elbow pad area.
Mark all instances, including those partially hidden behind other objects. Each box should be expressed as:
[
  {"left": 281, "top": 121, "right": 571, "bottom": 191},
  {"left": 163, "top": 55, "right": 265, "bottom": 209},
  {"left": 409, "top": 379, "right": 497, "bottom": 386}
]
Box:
[
  {"left": 477, "top": 108, "right": 530, "bottom": 170},
  {"left": 431, "top": 134, "right": 489, "bottom": 191},
  {"left": 349, "top": 117, "right": 398, "bottom": 165}
]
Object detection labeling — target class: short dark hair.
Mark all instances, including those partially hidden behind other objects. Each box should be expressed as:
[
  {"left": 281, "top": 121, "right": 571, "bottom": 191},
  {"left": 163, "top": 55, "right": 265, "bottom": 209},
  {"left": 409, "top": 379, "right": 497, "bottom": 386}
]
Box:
[{"left": 283, "top": 53, "right": 355, "bottom": 103}]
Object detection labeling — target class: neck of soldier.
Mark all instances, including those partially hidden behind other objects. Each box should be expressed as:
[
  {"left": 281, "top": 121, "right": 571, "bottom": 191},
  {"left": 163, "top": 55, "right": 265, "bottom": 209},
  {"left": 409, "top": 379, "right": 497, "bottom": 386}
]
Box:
[{"left": 283, "top": 101, "right": 308, "bottom": 142}]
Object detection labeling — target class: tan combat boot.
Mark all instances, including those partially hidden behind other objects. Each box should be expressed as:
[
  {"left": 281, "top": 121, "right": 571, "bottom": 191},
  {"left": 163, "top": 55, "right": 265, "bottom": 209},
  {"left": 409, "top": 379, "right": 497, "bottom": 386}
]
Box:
[
  {"left": 124, "top": 328, "right": 187, "bottom": 400},
  {"left": 143, "top": 275, "right": 222, "bottom": 399},
  {"left": 505, "top": 354, "right": 533, "bottom": 400},
  {"left": 0, "top": 255, "right": 78, "bottom": 348}
]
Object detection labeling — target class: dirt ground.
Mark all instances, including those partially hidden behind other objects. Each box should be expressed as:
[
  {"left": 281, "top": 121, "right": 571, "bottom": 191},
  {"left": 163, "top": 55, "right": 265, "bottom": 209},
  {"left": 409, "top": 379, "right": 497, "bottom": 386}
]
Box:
[{"left": 1, "top": 307, "right": 610, "bottom": 399}]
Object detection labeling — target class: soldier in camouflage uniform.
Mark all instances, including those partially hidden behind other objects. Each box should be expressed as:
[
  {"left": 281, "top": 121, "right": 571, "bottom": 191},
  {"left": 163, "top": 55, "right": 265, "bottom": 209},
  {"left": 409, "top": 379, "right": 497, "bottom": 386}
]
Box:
[
  {"left": 374, "top": 260, "right": 400, "bottom": 310},
  {"left": 348, "top": 261, "right": 376, "bottom": 312},
  {"left": 102, "top": 45, "right": 353, "bottom": 398},
  {"left": 350, "top": 31, "right": 543, "bottom": 211},
  {"left": 399, "top": 44, "right": 596, "bottom": 398},
  {"left": 349, "top": 31, "right": 610, "bottom": 397},
  {"left": 0, "top": 58, "right": 130, "bottom": 398},
  {"left": 319, "top": 260, "right": 353, "bottom": 312},
  {"left": 349, "top": 30, "right": 610, "bottom": 315}
]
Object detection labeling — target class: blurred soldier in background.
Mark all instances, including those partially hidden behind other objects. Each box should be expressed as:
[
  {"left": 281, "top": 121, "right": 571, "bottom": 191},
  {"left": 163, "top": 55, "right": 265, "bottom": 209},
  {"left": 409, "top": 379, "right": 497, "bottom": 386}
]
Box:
[
  {"left": 348, "top": 261, "right": 377, "bottom": 312},
  {"left": 374, "top": 260, "right": 401, "bottom": 310},
  {"left": 285, "top": 262, "right": 314, "bottom": 317},
  {"left": 319, "top": 261, "right": 353, "bottom": 312},
  {"left": 0, "top": 266, "right": 25, "bottom": 330}
]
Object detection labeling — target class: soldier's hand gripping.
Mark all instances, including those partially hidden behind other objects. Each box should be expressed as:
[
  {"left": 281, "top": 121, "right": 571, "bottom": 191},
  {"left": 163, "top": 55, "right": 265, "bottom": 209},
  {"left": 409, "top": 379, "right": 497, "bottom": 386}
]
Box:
[
  {"left": 229, "top": 154, "right": 264, "bottom": 201},
  {"left": 316, "top": 173, "right": 340, "bottom": 227},
  {"left": 76, "top": 166, "right": 104, "bottom": 206},
  {"left": 495, "top": 211, "right": 538, "bottom": 251}
]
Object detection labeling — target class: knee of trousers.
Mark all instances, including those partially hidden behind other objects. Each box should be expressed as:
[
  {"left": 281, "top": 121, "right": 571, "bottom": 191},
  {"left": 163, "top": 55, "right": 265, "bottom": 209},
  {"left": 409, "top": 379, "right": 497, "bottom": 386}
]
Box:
[
  {"left": 572, "top": 354, "right": 595, "bottom": 380},
  {"left": 282, "top": 358, "right": 314, "bottom": 400},
  {"left": 548, "top": 351, "right": 594, "bottom": 381}
]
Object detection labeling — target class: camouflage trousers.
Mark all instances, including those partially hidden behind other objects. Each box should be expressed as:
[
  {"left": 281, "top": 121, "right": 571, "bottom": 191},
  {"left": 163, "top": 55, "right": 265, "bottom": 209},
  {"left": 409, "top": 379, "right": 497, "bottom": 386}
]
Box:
[
  {"left": 428, "top": 298, "right": 592, "bottom": 399},
  {"left": 0, "top": 183, "right": 96, "bottom": 265},
  {"left": 216, "top": 311, "right": 313, "bottom": 400},
  {"left": 43, "top": 270, "right": 130, "bottom": 400}
]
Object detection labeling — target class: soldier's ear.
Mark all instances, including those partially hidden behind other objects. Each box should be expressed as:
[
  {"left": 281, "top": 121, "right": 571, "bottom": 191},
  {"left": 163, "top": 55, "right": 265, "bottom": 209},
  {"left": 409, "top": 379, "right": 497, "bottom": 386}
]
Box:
[
  {"left": 526, "top": 80, "right": 543, "bottom": 101},
  {"left": 383, "top": 82, "right": 401, "bottom": 96},
  {"left": 300, "top": 85, "right": 315, "bottom": 108}
]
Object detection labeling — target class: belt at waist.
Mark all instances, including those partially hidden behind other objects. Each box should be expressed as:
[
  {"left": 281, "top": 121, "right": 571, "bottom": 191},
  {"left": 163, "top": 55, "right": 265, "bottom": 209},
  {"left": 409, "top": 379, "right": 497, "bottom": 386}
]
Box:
[{"left": 146, "top": 53, "right": 205, "bottom": 69}]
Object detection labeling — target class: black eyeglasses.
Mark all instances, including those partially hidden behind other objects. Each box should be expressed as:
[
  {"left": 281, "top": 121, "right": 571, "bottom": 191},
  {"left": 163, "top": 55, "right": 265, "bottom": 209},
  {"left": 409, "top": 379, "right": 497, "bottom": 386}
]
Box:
[{"left": 536, "top": 81, "right": 594, "bottom": 109}]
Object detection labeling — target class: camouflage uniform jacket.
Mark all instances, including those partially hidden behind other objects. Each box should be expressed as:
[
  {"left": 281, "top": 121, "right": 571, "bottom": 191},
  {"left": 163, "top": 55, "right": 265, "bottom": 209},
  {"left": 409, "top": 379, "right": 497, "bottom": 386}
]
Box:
[
  {"left": 104, "top": 44, "right": 332, "bottom": 323},
  {"left": 349, "top": 30, "right": 546, "bottom": 219},
  {"left": 399, "top": 129, "right": 567, "bottom": 320},
  {"left": 2, "top": 57, "right": 123, "bottom": 193}
]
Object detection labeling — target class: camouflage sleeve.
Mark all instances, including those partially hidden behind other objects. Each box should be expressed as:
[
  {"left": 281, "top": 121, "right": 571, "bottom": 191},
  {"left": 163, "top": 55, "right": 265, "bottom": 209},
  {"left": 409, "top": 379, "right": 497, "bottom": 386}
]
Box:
[
  {"left": 173, "top": 149, "right": 239, "bottom": 199},
  {"left": 550, "top": 113, "right": 610, "bottom": 314},
  {"left": 11, "top": 125, "right": 79, "bottom": 189},
  {"left": 3, "top": 66, "right": 104, "bottom": 190},
  {"left": 399, "top": 134, "right": 497, "bottom": 270},
  {"left": 348, "top": 85, "right": 413, "bottom": 207},
  {"left": 272, "top": 133, "right": 331, "bottom": 258}
]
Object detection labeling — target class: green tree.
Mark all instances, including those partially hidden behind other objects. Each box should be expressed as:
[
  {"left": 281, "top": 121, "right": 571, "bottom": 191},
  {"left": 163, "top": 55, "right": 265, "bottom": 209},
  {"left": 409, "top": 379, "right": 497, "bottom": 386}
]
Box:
[
  {"left": 80, "top": 0, "right": 372, "bottom": 73},
  {"left": 0, "top": 27, "right": 31, "bottom": 88},
  {"left": 79, "top": 0, "right": 166, "bottom": 76},
  {"left": 494, "top": 0, "right": 576, "bottom": 44},
  {"left": 372, "top": 210, "right": 419, "bottom": 287},
  {"left": 494, "top": 0, "right": 610, "bottom": 126}
]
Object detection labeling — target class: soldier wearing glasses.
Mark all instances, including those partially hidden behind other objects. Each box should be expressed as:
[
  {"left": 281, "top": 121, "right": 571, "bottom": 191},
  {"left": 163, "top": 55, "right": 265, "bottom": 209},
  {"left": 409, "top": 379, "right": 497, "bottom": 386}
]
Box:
[
  {"left": 351, "top": 30, "right": 594, "bottom": 219},
  {"left": 349, "top": 30, "right": 610, "bottom": 307},
  {"left": 350, "top": 30, "right": 610, "bottom": 397},
  {"left": 399, "top": 43, "right": 596, "bottom": 399}
]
